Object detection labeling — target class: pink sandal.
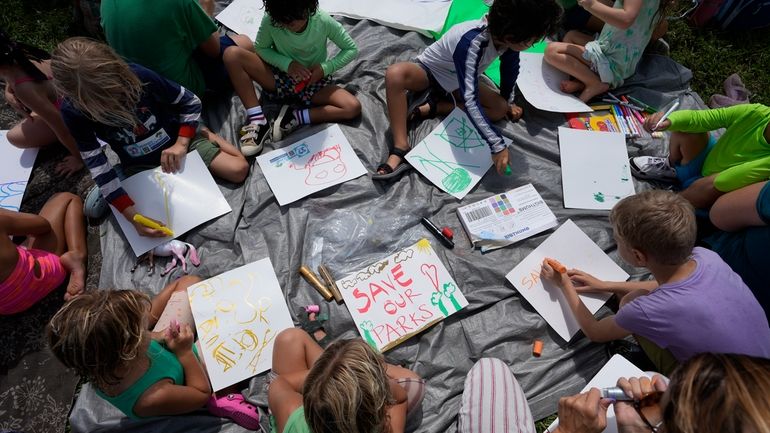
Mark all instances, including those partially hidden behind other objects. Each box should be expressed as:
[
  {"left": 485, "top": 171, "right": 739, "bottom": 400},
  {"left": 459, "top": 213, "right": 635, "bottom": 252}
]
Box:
[{"left": 207, "top": 393, "right": 261, "bottom": 430}]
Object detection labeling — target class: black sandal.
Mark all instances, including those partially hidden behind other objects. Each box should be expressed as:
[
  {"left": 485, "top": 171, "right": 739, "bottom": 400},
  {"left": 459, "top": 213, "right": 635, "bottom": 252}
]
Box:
[
  {"left": 372, "top": 147, "right": 413, "bottom": 181},
  {"left": 299, "top": 304, "right": 334, "bottom": 347}
]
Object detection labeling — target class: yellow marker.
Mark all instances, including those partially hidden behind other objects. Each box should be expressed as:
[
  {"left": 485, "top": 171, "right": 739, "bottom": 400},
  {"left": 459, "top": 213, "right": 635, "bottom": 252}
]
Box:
[{"left": 133, "top": 214, "right": 174, "bottom": 237}]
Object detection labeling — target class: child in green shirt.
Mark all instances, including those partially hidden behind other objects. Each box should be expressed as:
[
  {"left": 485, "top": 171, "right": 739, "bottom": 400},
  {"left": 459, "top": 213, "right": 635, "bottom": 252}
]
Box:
[{"left": 224, "top": 0, "right": 361, "bottom": 156}]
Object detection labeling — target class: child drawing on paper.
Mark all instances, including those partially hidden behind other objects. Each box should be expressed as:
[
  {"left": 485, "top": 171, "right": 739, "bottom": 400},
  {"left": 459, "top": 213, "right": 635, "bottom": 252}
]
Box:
[
  {"left": 0, "top": 29, "right": 83, "bottom": 175},
  {"left": 268, "top": 314, "right": 425, "bottom": 433},
  {"left": 47, "top": 276, "right": 261, "bottom": 430},
  {"left": 289, "top": 144, "right": 348, "bottom": 186},
  {"left": 0, "top": 193, "right": 87, "bottom": 314}
]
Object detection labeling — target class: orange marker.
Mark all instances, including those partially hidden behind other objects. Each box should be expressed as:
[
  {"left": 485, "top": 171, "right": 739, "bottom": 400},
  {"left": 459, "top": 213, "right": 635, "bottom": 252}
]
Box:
[
  {"left": 545, "top": 257, "right": 566, "bottom": 274},
  {"left": 532, "top": 340, "right": 543, "bottom": 357}
]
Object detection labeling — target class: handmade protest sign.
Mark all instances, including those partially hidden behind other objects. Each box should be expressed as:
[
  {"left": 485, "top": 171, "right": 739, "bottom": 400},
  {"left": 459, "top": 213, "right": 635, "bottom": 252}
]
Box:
[
  {"left": 336, "top": 238, "right": 468, "bottom": 352},
  {"left": 518, "top": 53, "right": 593, "bottom": 113},
  {"left": 109, "top": 150, "right": 232, "bottom": 256},
  {"left": 406, "top": 108, "right": 509, "bottom": 199},
  {"left": 188, "top": 258, "right": 294, "bottom": 391},
  {"left": 505, "top": 220, "right": 629, "bottom": 342},
  {"left": 0, "top": 130, "right": 38, "bottom": 211},
  {"left": 256, "top": 124, "right": 367, "bottom": 206}
]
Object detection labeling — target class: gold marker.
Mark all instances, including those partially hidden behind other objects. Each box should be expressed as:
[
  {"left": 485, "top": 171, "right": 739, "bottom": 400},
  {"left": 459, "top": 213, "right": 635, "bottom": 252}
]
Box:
[
  {"left": 318, "top": 265, "right": 343, "bottom": 303},
  {"left": 299, "top": 265, "right": 333, "bottom": 301},
  {"left": 133, "top": 213, "right": 174, "bottom": 237}
]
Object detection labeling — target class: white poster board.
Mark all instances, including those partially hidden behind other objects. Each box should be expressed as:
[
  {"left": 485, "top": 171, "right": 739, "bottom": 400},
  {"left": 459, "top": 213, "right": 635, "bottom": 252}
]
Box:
[
  {"left": 336, "top": 238, "right": 468, "bottom": 352},
  {"left": 547, "top": 355, "right": 654, "bottom": 433},
  {"left": 110, "top": 150, "right": 232, "bottom": 256},
  {"left": 0, "top": 131, "right": 39, "bottom": 211},
  {"left": 216, "top": 0, "right": 452, "bottom": 40},
  {"left": 406, "top": 108, "right": 508, "bottom": 199},
  {"left": 518, "top": 53, "right": 593, "bottom": 113},
  {"left": 256, "top": 124, "right": 367, "bottom": 205},
  {"left": 558, "top": 127, "right": 635, "bottom": 210},
  {"left": 505, "top": 219, "right": 629, "bottom": 342},
  {"left": 188, "top": 258, "right": 294, "bottom": 391}
]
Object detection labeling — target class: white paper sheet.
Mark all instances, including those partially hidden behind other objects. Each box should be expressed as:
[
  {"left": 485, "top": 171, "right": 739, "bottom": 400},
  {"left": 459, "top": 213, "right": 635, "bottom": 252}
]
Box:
[
  {"left": 505, "top": 219, "right": 629, "bottom": 342},
  {"left": 558, "top": 127, "right": 635, "bottom": 210},
  {"left": 547, "top": 355, "right": 653, "bottom": 433},
  {"left": 216, "top": 0, "right": 452, "bottom": 40},
  {"left": 188, "top": 258, "right": 294, "bottom": 391},
  {"left": 256, "top": 124, "right": 367, "bottom": 205},
  {"left": 518, "top": 53, "right": 593, "bottom": 113},
  {"left": 0, "top": 130, "right": 39, "bottom": 211},
  {"left": 406, "top": 108, "right": 508, "bottom": 199},
  {"left": 336, "top": 238, "right": 468, "bottom": 352},
  {"left": 110, "top": 150, "right": 232, "bottom": 256}
]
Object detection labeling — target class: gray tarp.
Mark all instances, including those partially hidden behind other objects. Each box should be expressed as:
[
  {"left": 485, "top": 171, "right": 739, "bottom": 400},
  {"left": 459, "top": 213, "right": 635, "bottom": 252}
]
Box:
[{"left": 70, "top": 10, "right": 698, "bottom": 433}]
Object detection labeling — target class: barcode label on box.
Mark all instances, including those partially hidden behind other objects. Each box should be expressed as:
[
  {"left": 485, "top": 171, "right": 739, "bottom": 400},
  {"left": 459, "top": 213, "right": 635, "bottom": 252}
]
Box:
[{"left": 466, "top": 206, "right": 493, "bottom": 222}]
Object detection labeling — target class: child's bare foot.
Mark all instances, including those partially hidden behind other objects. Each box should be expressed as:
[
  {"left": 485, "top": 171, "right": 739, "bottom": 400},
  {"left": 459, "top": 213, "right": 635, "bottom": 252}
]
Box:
[
  {"left": 560, "top": 79, "right": 585, "bottom": 94},
  {"left": 60, "top": 251, "right": 86, "bottom": 301},
  {"left": 578, "top": 82, "right": 610, "bottom": 102}
]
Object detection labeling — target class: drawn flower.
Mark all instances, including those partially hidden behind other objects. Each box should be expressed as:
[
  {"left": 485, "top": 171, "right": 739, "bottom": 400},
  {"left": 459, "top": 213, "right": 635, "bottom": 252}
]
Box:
[
  {"left": 359, "top": 320, "right": 378, "bottom": 349},
  {"left": 442, "top": 282, "right": 463, "bottom": 312},
  {"left": 431, "top": 292, "right": 448, "bottom": 317}
]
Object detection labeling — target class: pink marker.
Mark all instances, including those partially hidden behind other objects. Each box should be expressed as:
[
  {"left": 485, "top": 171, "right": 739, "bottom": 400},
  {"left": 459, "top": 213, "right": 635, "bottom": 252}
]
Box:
[{"left": 170, "top": 319, "right": 180, "bottom": 338}]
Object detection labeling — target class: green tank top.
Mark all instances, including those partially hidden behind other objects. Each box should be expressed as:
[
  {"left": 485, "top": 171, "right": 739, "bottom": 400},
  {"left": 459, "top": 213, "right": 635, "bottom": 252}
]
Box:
[{"left": 95, "top": 340, "right": 197, "bottom": 418}]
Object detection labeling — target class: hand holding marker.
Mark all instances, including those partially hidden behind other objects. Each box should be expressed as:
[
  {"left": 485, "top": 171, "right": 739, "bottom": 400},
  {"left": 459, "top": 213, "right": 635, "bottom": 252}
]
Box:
[
  {"left": 653, "top": 100, "right": 680, "bottom": 131},
  {"left": 133, "top": 213, "right": 174, "bottom": 237}
]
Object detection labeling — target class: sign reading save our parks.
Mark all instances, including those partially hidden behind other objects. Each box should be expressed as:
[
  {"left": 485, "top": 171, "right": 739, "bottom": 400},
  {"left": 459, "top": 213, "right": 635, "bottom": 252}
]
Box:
[{"left": 336, "top": 238, "right": 468, "bottom": 352}]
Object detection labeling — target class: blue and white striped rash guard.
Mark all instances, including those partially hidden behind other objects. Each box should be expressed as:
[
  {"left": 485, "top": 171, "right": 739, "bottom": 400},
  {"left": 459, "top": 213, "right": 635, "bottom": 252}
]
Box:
[
  {"left": 61, "top": 63, "right": 202, "bottom": 212},
  {"left": 416, "top": 19, "right": 520, "bottom": 154}
]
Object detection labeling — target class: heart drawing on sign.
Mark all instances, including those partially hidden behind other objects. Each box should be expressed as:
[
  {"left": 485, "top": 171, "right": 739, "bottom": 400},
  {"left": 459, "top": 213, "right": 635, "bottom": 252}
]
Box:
[{"left": 420, "top": 264, "right": 439, "bottom": 291}]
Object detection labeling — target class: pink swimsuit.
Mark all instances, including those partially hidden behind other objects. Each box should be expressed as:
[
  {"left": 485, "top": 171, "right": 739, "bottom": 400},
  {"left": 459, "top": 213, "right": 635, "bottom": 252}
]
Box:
[{"left": 0, "top": 246, "right": 67, "bottom": 315}]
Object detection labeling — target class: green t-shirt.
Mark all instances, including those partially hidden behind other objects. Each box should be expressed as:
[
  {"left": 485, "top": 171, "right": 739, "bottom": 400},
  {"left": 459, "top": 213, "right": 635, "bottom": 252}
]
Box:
[
  {"left": 668, "top": 104, "right": 770, "bottom": 192},
  {"left": 101, "top": 0, "right": 217, "bottom": 96},
  {"left": 558, "top": 0, "right": 579, "bottom": 8},
  {"left": 270, "top": 406, "right": 311, "bottom": 433},
  {"left": 254, "top": 10, "right": 358, "bottom": 77}
]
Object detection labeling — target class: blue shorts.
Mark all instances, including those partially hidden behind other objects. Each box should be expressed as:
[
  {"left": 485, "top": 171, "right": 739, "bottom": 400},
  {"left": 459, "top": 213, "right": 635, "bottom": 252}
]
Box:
[
  {"left": 196, "top": 34, "right": 237, "bottom": 94},
  {"left": 757, "top": 180, "right": 770, "bottom": 224},
  {"left": 675, "top": 133, "right": 717, "bottom": 189}
]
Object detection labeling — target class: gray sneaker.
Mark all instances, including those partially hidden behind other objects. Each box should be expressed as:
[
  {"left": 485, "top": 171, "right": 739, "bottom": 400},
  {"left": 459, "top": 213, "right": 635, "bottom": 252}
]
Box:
[
  {"left": 272, "top": 105, "right": 300, "bottom": 142},
  {"left": 630, "top": 156, "right": 677, "bottom": 182},
  {"left": 239, "top": 123, "right": 270, "bottom": 157}
]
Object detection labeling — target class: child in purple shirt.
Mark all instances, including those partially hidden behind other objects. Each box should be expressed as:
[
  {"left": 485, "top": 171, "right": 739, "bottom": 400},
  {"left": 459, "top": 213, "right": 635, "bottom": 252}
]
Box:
[{"left": 541, "top": 190, "right": 770, "bottom": 374}]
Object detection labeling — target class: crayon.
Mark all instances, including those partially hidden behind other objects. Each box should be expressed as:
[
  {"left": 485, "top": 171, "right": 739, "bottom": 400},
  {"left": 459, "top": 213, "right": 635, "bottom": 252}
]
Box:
[
  {"left": 299, "top": 265, "right": 333, "bottom": 301},
  {"left": 533, "top": 339, "right": 543, "bottom": 357},
  {"left": 133, "top": 213, "right": 174, "bottom": 237},
  {"left": 504, "top": 165, "right": 512, "bottom": 176},
  {"left": 421, "top": 217, "right": 454, "bottom": 249},
  {"left": 545, "top": 257, "right": 567, "bottom": 273}
]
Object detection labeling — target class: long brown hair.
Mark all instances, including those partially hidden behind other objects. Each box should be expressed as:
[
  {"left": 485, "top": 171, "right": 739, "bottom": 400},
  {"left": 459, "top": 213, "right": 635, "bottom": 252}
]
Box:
[
  {"left": 664, "top": 353, "right": 770, "bottom": 433},
  {"left": 47, "top": 290, "right": 150, "bottom": 389},
  {"left": 50, "top": 37, "right": 143, "bottom": 128},
  {"left": 303, "top": 339, "right": 394, "bottom": 433}
]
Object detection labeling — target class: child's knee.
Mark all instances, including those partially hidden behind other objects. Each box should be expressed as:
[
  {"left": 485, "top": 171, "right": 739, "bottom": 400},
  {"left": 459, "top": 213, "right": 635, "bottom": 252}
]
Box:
[
  {"left": 274, "top": 328, "right": 307, "bottom": 352},
  {"left": 486, "top": 98, "right": 508, "bottom": 121},
  {"left": 49, "top": 191, "right": 81, "bottom": 207},
  {"left": 342, "top": 97, "right": 362, "bottom": 120},
  {"left": 6, "top": 127, "right": 28, "bottom": 148},
  {"left": 232, "top": 159, "right": 250, "bottom": 183},
  {"left": 544, "top": 42, "right": 563, "bottom": 63},
  {"left": 385, "top": 63, "right": 409, "bottom": 87}
]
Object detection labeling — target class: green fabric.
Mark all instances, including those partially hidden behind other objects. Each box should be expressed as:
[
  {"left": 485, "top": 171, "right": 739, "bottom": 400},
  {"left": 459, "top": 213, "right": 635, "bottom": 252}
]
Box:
[
  {"left": 558, "top": 0, "right": 579, "bottom": 8},
  {"left": 189, "top": 134, "right": 221, "bottom": 167},
  {"left": 431, "top": 0, "right": 548, "bottom": 86},
  {"left": 635, "top": 334, "right": 679, "bottom": 376},
  {"left": 270, "top": 406, "right": 311, "bottom": 433},
  {"left": 255, "top": 10, "right": 358, "bottom": 76},
  {"left": 668, "top": 104, "right": 770, "bottom": 192},
  {"left": 95, "top": 340, "right": 192, "bottom": 418},
  {"left": 101, "top": 0, "right": 217, "bottom": 96}
]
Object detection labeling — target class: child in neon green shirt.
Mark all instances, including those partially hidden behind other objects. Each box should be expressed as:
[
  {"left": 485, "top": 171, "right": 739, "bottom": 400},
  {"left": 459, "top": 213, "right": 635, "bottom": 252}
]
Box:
[{"left": 224, "top": 0, "right": 361, "bottom": 156}]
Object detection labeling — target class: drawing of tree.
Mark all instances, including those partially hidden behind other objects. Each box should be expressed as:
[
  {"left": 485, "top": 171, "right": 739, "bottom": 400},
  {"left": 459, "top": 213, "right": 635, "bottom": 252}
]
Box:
[
  {"left": 442, "top": 282, "right": 462, "bottom": 312},
  {"left": 431, "top": 292, "right": 448, "bottom": 317},
  {"left": 359, "top": 320, "right": 378, "bottom": 349}
]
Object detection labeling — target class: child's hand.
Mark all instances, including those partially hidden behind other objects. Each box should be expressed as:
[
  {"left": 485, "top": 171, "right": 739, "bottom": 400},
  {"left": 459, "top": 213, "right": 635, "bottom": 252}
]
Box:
[
  {"left": 161, "top": 140, "right": 188, "bottom": 173},
  {"left": 577, "top": 0, "right": 596, "bottom": 9},
  {"left": 568, "top": 269, "right": 609, "bottom": 293},
  {"left": 643, "top": 112, "right": 671, "bottom": 132},
  {"left": 309, "top": 64, "right": 324, "bottom": 84},
  {"left": 507, "top": 104, "right": 523, "bottom": 121},
  {"left": 491, "top": 149, "right": 510, "bottom": 175},
  {"left": 288, "top": 61, "right": 312, "bottom": 82},
  {"left": 123, "top": 206, "right": 168, "bottom": 238},
  {"left": 55, "top": 155, "right": 84, "bottom": 176},
  {"left": 165, "top": 323, "right": 194, "bottom": 355},
  {"left": 541, "top": 259, "right": 572, "bottom": 289}
]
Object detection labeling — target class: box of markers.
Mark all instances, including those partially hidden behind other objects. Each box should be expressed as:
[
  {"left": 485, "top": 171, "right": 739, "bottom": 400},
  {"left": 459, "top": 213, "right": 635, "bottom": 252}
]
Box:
[{"left": 456, "top": 183, "right": 557, "bottom": 252}]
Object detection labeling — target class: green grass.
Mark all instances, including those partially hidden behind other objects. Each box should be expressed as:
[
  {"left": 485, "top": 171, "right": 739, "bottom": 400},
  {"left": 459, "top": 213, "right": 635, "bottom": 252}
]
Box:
[{"left": 1, "top": 0, "right": 74, "bottom": 51}]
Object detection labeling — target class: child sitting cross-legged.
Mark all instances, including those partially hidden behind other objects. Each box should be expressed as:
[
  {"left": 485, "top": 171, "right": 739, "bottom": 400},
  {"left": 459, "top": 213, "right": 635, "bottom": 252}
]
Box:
[
  {"left": 47, "top": 276, "right": 261, "bottom": 429},
  {"left": 224, "top": 0, "right": 361, "bottom": 156},
  {"left": 375, "top": 0, "right": 563, "bottom": 180},
  {"left": 541, "top": 190, "right": 770, "bottom": 374}
]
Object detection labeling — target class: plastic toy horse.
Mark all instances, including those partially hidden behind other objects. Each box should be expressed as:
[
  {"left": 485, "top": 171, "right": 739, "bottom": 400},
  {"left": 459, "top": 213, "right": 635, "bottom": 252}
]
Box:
[{"left": 131, "top": 240, "right": 201, "bottom": 277}]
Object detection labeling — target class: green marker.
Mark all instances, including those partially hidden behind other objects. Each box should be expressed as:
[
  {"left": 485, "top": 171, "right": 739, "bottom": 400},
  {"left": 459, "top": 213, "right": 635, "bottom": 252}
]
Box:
[{"left": 504, "top": 165, "right": 512, "bottom": 176}]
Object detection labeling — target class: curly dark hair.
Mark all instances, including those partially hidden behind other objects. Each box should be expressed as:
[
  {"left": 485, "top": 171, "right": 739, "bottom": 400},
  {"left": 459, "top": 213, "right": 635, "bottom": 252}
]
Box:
[
  {"left": 263, "top": 0, "right": 319, "bottom": 26},
  {"left": 0, "top": 28, "right": 50, "bottom": 82},
  {"left": 487, "top": 0, "right": 563, "bottom": 44}
]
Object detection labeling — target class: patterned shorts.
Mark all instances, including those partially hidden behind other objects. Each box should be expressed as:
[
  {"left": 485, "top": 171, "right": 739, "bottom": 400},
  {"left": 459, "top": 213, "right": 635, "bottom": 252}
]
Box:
[{"left": 265, "top": 65, "right": 332, "bottom": 106}]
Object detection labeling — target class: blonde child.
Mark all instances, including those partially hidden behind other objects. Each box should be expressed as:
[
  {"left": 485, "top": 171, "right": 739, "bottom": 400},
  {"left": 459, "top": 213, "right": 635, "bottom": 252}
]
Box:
[
  {"left": 0, "top": 193, "right": 87, "bottom": 313},
  {"left": 50, "top": 38, "right": 248, "bottom": 226},
  {"left": 47, "top": 277, "right": 261, "bottom": 428},
  {"left": 541, "top": 190, "right": 770, "bottom": 374},
  {"left": 268, "top": 325, "right": 424, "bottom": 433},
  {"left": 544, "top": 0, "right": 673, "bottom": 102},
  {"left": 223, "top": 0, "right": 361, "bottom": 156},
  {"left": 0, "top": 29, "right": 83, "bottom": 175}
]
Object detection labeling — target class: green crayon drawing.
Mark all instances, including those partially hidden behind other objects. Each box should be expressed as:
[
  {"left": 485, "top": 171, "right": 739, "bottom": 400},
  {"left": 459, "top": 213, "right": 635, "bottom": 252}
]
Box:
[
  {"left": 436, "top": 116, "right": 486, "bottom": 151},
  {"left": 431, "top": 291, "right": 449, "bottom": 316},
  {"left": 359, "top": 320, "right": 378, "bottom": 349},
  {"left": 593, "top": 192, "right": 622, "bottom": 203},
  {"left": 442, "top": 282, "right": 462, "bottom": 312},
  {"left": 412, "top": 144, "right": 478, "bottom": 194}
]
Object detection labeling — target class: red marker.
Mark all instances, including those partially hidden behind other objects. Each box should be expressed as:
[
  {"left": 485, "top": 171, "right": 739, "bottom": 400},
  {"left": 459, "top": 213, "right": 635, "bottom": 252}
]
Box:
[
  {"left": 441, "top": 227, "right": 454, "bottom": 240},
  {"left": 544, "top": 258, "right": 567, "bottom": 274},
  {"left": 169, "top": 319, "right": 180, "bottom": 338},
  {"left": 295, "top": 78, "right": 310, "bottom": 93}
]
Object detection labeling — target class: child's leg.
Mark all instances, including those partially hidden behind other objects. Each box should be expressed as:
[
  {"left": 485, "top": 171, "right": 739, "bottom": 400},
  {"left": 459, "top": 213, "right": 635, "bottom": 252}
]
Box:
[
  {"left": 222, "top": 48, "right": 276, "bottom": 117},
  {"left": 26, "top": 192, "right": 87, "bottom": 300},
  {"left": 669, "top": 132, "right": 709, "bottom": 165},
  {"left": 709, "top": 181, "right": 768, "bottom": 232},
  {"left": 271, "top": 328, "right": 325, "bottom": 376},
  {"left": 381, "top": 62, "right": 431, "bottom": 172},
  {"left": 7, "top": 114, "right": 58, "bottom": 149},
  {"left": 306, "top": 85, "right": 362, "bottom": 123},
  {"left": 452, "top": 84, "right": 510, "bottom": 122},
  {"left": 563, "top": 30, "right": 596, "bottom": 47},
  {"left": 149, "top": 275, "right": 201, "bottom": 331},
  {"left": 544, "top": 42, "right": 609, "bottom": 102},
  {"left": 198, "top": 127, "right": 249, "bottom": 183}
]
